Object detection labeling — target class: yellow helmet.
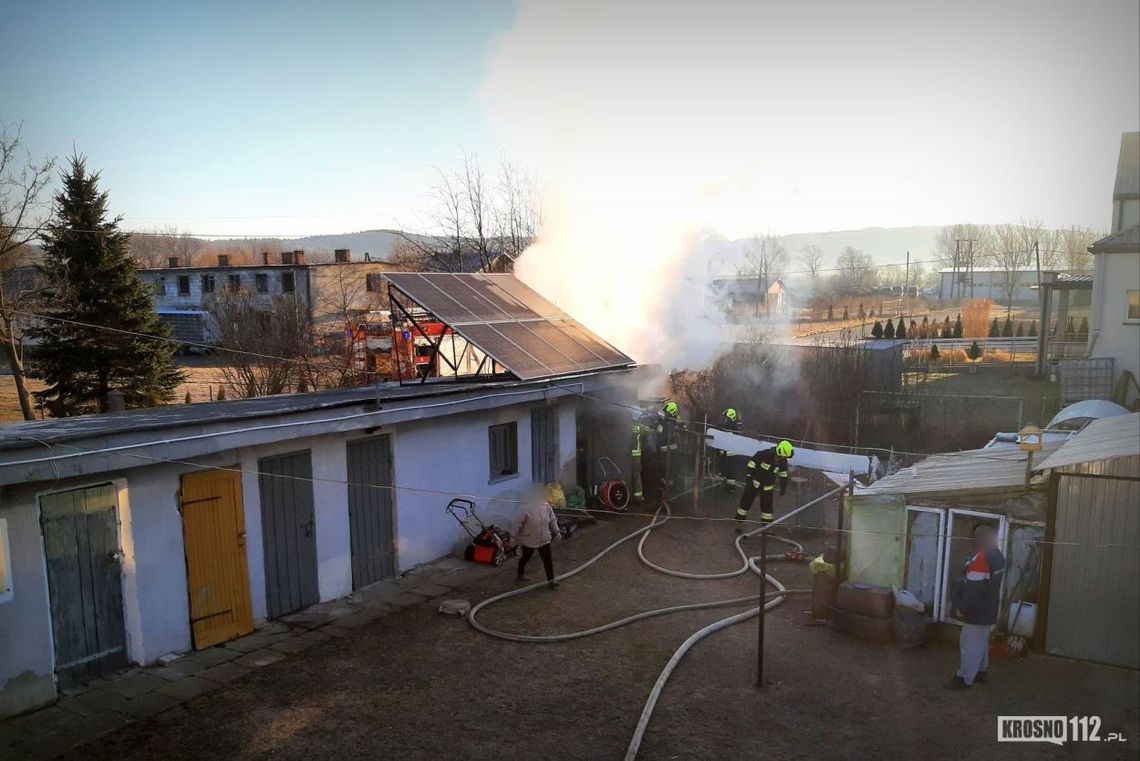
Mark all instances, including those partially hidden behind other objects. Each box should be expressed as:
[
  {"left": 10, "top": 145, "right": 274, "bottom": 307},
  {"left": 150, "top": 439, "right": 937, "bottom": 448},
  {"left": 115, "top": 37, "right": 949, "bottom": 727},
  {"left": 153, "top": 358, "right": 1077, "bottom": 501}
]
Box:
[
  {"left": 776, "top": 440, "right": 794, "bottom": 458},
  {"left": 663, "top": 401, "right": 679, "bottom": 417},
  {"left": 724, "top": 408, "right": 737, "bottom": 421}
]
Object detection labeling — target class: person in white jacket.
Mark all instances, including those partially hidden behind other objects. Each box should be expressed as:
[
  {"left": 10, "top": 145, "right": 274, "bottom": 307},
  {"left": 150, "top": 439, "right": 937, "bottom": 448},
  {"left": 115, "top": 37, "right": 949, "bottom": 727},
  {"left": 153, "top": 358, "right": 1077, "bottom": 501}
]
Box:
[{"left": 515, "top": 487, "right": 562, "bottom": 588}]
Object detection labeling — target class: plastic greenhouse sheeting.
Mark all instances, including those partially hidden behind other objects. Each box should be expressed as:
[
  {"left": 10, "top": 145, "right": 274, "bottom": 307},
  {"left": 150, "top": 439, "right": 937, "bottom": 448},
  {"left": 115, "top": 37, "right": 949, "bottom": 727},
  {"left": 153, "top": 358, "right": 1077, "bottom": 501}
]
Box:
[
  {"left": 706, "top": 428, "right": 877, "bottom": 475},
  {"left": 845, "top": 494, "right": 908, "bottom": 588}
]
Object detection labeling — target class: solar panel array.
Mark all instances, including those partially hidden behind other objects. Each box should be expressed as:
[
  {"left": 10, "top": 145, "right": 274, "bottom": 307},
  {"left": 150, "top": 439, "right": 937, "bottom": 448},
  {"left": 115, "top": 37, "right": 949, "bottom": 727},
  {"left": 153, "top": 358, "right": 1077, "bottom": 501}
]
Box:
[{"left": 384, "top": 273, "right": 634, "bottom": 380}]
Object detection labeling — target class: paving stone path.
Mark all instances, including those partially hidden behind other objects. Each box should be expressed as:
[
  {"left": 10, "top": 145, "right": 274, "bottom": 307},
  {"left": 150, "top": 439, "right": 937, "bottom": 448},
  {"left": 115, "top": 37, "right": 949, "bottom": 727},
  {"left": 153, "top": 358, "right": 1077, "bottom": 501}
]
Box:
[{"left": 0, "top": 557, "right": 498, "bottom": 760}]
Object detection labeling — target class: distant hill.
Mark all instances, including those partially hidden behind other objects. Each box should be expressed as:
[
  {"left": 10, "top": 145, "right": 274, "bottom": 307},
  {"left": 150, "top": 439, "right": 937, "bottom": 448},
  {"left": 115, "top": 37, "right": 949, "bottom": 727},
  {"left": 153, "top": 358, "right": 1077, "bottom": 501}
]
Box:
[
  {"left": 711, "top": 226, "right": 945, "bottom": 275},
  {"left": 283, "top": 229, "right": 410, "bottom": 260}
]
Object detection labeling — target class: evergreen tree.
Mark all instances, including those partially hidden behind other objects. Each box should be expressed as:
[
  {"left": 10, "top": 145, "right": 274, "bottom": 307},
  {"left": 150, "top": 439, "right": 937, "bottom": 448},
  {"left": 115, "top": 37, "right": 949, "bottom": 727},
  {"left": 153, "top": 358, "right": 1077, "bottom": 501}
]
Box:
[
  {"left": 967, "top": 341, "right": 982, "bottom": 361},
  {"left": 1015, "top": 321, "right": 1024, "bottom": 337},
  {"left": 909, "top": 318, "right": 917, "bottom": 335},
  {"left": 941, "top": 316, "right": 952, "bottom": 339},
  {"left": 1077, "top": 316, "right": 1089, "bottom": 343},
  {"left": 216, "top": 385, "right": 227, "bottom": 401},
  {"left": 29, "top": 156, "right": 183, "bottom": 416},
  {"left": 988, "top": 317, "right": 1000, "bottom": 337},
  {"left": 871, "top": 320, "right": 884, "bottom": 338},
  {"left": 1002, "top": 316, "right": 1013, "bottom": 337},
  {"left": 895, "top": 317, "right": 907, "bottom": 339},
  {"left": 1028, "top": 319, "right": 1038, "bottom": 337},
  {"left": 1064, "top": 316, "right": 1077, "bottom": 341},
  {"left": 842, "top": 306, "right": 849, "bottom": 320},
  {"left": 953, "top": 314, "right": 963, "bottom": 338},
  {"left": 884, "top": 319, "right": 896, "bottom": 339},
  {"left": 929, "top": 344, "right": 941, "bottom": 361},
  {"left": 858, "top": 303, "right": 865, "bottom": 320},
  {"left": 827, "top": 304, "right": 833, "bottom": 321},
  {"left": 184, "top": 391, "right": 192, "bottom": 404}
]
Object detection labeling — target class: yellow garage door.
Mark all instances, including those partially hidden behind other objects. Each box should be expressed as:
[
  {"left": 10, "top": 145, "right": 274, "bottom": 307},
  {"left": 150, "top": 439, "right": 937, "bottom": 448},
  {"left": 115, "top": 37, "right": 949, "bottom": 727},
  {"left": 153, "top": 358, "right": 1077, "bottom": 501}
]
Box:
[{"left": 180, "top": 469, "right": 254, "bottom": 649}]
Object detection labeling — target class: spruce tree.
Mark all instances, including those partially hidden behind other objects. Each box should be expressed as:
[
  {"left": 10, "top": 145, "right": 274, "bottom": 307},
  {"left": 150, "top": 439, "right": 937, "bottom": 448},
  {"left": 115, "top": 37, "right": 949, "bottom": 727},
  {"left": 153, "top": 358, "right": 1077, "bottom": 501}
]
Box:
[
  {"left": 988, "top": 317, "right": 1000, "bottom": 337},
  {"left": 29, "top": 156, "right": 183, "bottom": 416},
  {"left": 871, "top": 320, "right": 884, "bottom": 338},
  {"left": 1064, "top": 316, "right": 1076, "bottom": 342},
  {"left": 1028, "top": 319, "right": 1038, "bottom": 337},
  {"left": 941, "top": 316, "right": 952, "bottom": 338},
  {"left": 968, "top": 341, "right": 982, "bottom": 361},
  {"left": 827, "top": 305, "right": 833, "bottom": 320},
  {"left": 895, "top": 317, "right": 907, "bottom": 339},
  {"left": 1002, "top": 316, "right": 1013, "bottom": 337},
  {"left": 929, "top": 344, "right": 941, "bottom": 361},
  {"left": 953, "top": 314, "right": 964, "bottom": 338},
  {"left": 1015, "top": 321, "right": 1024, "bottom": 337},
  {"left": 884, "top": 319, "right": 896, "bottom": 339},
  {"left": 842, "top": 306, "right": 849, "bottom": 320},
  {"left": 1077, "top": 316, "right": 1089, "bottom": 343}
]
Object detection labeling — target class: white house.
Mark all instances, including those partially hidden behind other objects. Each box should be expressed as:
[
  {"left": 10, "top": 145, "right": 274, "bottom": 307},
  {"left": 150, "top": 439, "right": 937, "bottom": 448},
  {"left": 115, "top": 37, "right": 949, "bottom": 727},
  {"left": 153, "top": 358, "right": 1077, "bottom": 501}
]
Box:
[
  {"left": 0, "top": 273, "right": 637, "bottom": 718},
  {"left": 1088, "top": 131, "right": 1140, "bottom": 407},
  {"left": 937, "top": 267, "right": 1044, "bottom": 303}
]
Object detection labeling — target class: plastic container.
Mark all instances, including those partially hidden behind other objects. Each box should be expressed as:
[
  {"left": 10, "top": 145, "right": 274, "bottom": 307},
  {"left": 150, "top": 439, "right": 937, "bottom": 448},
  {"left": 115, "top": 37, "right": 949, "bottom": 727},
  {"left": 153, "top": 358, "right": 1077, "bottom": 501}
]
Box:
[{"left": 1007, "top": 600, "right": 1037, "bottom": 638}]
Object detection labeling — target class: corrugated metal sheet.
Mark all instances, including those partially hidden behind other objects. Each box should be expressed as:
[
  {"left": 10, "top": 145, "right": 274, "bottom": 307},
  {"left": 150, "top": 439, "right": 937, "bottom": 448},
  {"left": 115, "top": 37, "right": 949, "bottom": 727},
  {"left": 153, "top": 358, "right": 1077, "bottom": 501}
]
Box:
[
  {"left": 860, "top": 443, "right": 1063, "bottom": 497},
  {"left": 1037, "top": 413, "right": 1140, "bottom": 471},
  {"left": 1046, "top": 473, "right": 1140, "bottom": 668},
  {"left": 1089, "top": 224, "right": 1140, "bottom": 254}
]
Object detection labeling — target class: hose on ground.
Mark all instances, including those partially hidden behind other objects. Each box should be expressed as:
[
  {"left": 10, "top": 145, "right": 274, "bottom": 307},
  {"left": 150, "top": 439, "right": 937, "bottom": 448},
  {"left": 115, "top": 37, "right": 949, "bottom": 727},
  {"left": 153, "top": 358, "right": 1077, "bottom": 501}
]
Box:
[{"left": 467, "top": 485, "right": 845, "bottom": 758}]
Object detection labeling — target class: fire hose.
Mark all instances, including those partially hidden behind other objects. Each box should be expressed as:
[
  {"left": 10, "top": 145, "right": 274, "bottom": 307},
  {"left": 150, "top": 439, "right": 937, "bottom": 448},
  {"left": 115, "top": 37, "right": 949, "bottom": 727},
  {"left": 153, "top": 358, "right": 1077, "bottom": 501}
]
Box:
[{"left": 467, "top": 485, "right": 845, "bottom": 759}]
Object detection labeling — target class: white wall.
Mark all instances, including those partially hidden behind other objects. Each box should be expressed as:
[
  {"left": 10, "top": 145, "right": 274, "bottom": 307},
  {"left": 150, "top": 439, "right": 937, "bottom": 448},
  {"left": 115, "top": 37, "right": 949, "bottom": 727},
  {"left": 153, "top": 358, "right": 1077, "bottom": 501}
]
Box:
[
  {"left": 1091, "top": 252, "right": 1140, "bottom": 394},
  {"left": 0, "top": 498, "right": 56, "bottom": 716}
]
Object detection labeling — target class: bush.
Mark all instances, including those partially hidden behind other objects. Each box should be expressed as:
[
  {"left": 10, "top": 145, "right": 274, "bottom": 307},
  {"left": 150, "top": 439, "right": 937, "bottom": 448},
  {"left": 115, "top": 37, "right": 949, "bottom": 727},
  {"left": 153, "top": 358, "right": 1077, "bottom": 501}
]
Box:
[
  {"left": 184, "top": 391, "right": 193, "bottom": 404},
  {"left": 1028, "top": 320, "right": 1038, "bottom": 337},
  {"left": 988, "top": 317, "right": 1001, "bottom": 337},
  {"left": 929, "top": 344, "right": 941, "bottom": 360},
  {"left": 1077, "top": 316, "right": 1089, "bottom": 343},
  {"left": 827, "top": 305, "right": 834, "bottom": 320},
  {"left": 967, "top": 341, "right": 982, "bottom": 361},
  {"left": 896, "top": 318, "right": 907, "bottom": 339},
  {"left": 871, "top": 320, "right": 884, "bottom": 338},
  {"left": 942, "top": 316, "right": 953, "bottom": 339},
  {"left": 1015, "top": 321, "right": 1024, "bottom": 337},
  {"left": 1064, "top": 316, "right": 1077, "bottom": 342},
  {"left": 961, "top": 299, "right": 994, "bottom": 337},
  {"left": 884, "top": 319, "right": 896, "bottom": 339},
  {"left": 953, "top": 314, "right": 964, "bottom": 338},
  {"left": 216, "top": 386, "right": 227, "bottom": 401},
  {"left": 1001, "top": 316, "right": 1013, "bottom": 337},
  {"left": 842, "top": 306, "right": 849, "bottom": 320}
]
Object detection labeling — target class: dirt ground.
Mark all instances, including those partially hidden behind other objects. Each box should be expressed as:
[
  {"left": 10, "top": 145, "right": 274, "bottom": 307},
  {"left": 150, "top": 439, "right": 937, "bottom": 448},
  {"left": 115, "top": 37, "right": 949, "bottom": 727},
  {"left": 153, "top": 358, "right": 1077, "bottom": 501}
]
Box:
[{"left": 65, "top": 490, "right": 1138, "bottom": 761}]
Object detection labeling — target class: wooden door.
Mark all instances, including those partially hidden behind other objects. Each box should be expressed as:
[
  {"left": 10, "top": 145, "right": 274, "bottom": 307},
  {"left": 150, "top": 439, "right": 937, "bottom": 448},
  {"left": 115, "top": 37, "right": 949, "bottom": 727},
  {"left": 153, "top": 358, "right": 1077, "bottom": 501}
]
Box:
[
  {"left": 346, "top": 436, "right": 397, "bottom": 589},
  {"left": 180, "top": 469, "right": 254, "bottom": 649},
  {"left": 40, "top": 484, "right": 128, "bottom": 688},
  {"left": 258, "top": 451, "right": 319, "bottom": 618}
]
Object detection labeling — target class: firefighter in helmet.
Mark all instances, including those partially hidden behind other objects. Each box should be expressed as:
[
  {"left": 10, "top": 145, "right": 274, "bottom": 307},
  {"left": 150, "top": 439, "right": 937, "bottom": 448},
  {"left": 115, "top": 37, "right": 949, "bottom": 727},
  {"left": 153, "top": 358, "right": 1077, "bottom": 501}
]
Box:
[
  {"left": 718, "top": 407, "right": 743, "bottom": 491},
  {"left": 736, "top": 439, "right": 794, "bottom": 528},
  {"left": 656, "top": 400, "right": 682, "bottom": 486},
  {"left": 630, "top": 412, "right": 647, "bottom": 503}
]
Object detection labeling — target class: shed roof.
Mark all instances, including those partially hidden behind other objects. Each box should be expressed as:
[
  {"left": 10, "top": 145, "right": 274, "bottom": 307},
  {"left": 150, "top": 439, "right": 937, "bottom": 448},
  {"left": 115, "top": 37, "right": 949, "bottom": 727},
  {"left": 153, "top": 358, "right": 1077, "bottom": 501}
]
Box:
[
  {"left": 1089, "top": 225, "right": 1140, "bottom": 255},
  {"left": 860, "top": 442, "right": 1063, "bottom": 497},
  {"left": 1037, "top": 412, "right": 1140, "bottom": 471}
]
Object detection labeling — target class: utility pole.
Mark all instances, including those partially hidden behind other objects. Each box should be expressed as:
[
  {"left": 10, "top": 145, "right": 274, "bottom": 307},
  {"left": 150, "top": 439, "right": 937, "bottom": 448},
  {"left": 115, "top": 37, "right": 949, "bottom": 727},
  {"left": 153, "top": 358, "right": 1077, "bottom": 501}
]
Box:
[
  {"left": 967, "top": 239, "right": 976, "bottom": 299},
  {"left": 952, "top": 240, "right": 961, "bottom": 300},
  {"left": 903, "top": 250, "right": 910, "bottom": 316}
]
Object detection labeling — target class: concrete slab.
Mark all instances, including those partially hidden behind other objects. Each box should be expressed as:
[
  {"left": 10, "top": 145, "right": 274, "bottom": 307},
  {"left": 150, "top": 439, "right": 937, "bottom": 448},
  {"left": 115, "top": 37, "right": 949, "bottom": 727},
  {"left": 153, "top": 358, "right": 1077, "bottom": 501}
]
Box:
[
  {"left": 155, "top": 676, "right": 220, "bottom": 702},
  {"left": 404, "top": 582, "right": 454, "bottom": 598},
  {"left": 319, "top": 624, "right": 352, "bottom": 639},
  {"left": 295, "top": 630, "right": 332, "bottom": 647},
  {"left": 150, "top": 658, "right": 203, "bottom": 681},
  {"left": 388, "top": 592, "right": 432, "bottom": 607},
  {"left": 56, "top": 688, "right": 128, "bottom": 718},
  {"left": 186, "top": 647, "right": 240, "bottom": 669},
  {"left": 116, "top": 692, "right": 181, "bottom": 720},
  {"left": 269, "top": 636, "right": 318, "bottom": 654},
  {"left": 8, "top": 707, "right": 80, "bottom": 737},
  {"left": 12, "top": 728, "right": 86, "bottom": 759},
  {"left": 319, "top": 601, "right": 357, "bottom": 620},
  {"left": 332, "top": 612, "right": 378, "bottom": 630},
  {"left": 223, "top": 631, "right": 291, "bottom": 654},
  {"left": 0, "top": 721, "right": 31, "bottom": 747},
  {"left": 107, "top": 673, "right": 167, "bottom": 699},
  {"left": 197, "top": 662, "right": 250, "bottom": 684},
  {"left": 279, "top": 610, "right": 337, "bottom": 629},
  {"left": 233, "top": 649, "right": 287, "bottom": 668},
  {"left": 257, "top": 622, "right": 291, "bottom": 635}
]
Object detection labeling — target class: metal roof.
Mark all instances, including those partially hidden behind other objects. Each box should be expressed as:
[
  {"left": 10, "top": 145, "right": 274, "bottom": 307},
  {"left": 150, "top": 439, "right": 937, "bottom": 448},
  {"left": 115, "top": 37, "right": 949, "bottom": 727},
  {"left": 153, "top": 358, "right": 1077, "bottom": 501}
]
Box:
[
  {"left": 1047, "top": 399, "right": 1131, "bottom": 430},
  {"left": 1089, "top": 224, "right": 1140, "bottom": 254},
  {"left": 384, "top": 273, "right": 634, "bottom": 381},
  {"left": 860, "top": 442, "right": 1063, "bottom": 497},
  {"left": 1114, "top": 131, "right": 1140, "bottom": 200},
  {"left": 1037, "top": 413, "right": 1140, "bottom": 471}
]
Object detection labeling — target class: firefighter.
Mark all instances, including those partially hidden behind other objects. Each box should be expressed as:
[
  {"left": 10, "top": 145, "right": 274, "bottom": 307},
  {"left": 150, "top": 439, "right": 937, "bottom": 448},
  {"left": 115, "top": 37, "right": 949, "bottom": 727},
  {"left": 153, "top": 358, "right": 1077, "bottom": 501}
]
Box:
[
  {"left": 630, "top": 413, "right": 646, "bottom": 503},
  {"left": 736, "top": 440, "right": 794, "bottom": 528},
  {"left": 718, "top": 408, "right": 743, "bottom": 491},
  {"left": 656, "top": 400, "right": 682, "bottom": 486}
]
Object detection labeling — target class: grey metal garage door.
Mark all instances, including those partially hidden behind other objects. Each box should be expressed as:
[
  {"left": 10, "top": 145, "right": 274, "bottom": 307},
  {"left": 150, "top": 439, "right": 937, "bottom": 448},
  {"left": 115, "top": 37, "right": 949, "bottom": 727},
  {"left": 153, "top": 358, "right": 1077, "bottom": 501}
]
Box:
[
  {"left": 259, "top": 451, "right": 319, "bottom": 618},
  {"left": 346, "top": 435, "right": 397, "bottom": 589},
  {"left": 1047, "top": 472, "right": 1140, "bottom": 668},
  {"left": 531, "top": 406, "right": 559, "bottom": 484}
]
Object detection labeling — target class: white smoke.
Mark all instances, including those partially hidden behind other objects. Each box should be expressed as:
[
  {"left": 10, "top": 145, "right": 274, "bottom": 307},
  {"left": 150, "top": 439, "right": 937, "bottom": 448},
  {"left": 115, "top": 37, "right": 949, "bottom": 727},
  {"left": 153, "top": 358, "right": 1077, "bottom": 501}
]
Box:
[{"left": 479, "top": 1, "right": 778, "bottom": 371}]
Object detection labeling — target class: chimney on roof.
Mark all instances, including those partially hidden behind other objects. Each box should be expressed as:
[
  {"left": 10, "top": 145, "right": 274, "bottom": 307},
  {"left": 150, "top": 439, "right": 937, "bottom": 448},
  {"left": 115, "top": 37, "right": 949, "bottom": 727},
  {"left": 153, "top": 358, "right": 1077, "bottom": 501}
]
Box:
[
  {"left": 334, "top": 248, "right": 351, "bottom": 263},
  {"left": 262, "top": 251, "right": 272, "bottom": 266},
  {"left": 280, "top": 251, "right": 294, "bottom": 265},
  {"left": 167, "top": 257, "right": 180, "bottom": 268},
  {"left": 293, "top": 249, "right": 305, "bottom": 265},
  {"left": 217, "top": 254, "right": 230, "bottom": 267},
  {"left": 364, "top": 251, "right": 371, "bottom": 262}
]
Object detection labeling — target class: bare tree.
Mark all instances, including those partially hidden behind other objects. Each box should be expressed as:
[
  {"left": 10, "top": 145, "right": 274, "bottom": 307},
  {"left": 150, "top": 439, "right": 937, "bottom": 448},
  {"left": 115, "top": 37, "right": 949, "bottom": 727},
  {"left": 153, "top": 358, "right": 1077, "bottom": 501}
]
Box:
[
  {"left": 935, "top": 223, "right": 992, "bottom": 299},
  {"left": 990, "top": 222, "right": 1032, "bottom": 315},
  {"left": 834, "top": 246, "right": 874, "bottom": 294},
  {"left": 128, "top": 226, "right": 204, "bottom": 268},
  {"left": 738, "top": 233, "right": 787, "bottom": 315},
  {"left": 0, "top": 121, "right": 55, "bottom": 420},
  {"left": 799, "top": 244, "right": 824, "bottom": 283},
  {"left": 496, "top": 158, "right": 542, "bottom": 265},
  {"left": 208, "top": 289, "right": 313, "bottom": 398},
  {"left": 1060, "top": 225, "right": 1102, "bottom": 271}
]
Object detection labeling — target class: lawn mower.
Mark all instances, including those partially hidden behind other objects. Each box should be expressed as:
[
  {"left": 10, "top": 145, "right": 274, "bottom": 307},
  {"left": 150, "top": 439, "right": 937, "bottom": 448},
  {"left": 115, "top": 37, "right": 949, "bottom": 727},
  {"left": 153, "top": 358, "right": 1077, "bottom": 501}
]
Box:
[
  {"left": 447, "top": 497, "right": 518, "bottom": 566},
  {"left": 591, "top": 457, "right": 630, "bottom": 510}
]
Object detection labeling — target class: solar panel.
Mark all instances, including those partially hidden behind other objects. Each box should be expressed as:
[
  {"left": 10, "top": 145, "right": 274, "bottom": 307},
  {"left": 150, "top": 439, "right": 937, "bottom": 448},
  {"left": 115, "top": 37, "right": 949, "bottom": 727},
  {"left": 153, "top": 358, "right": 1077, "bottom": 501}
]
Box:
[{"left": 384, "top": 272, "right": 635, "bottom": 381}]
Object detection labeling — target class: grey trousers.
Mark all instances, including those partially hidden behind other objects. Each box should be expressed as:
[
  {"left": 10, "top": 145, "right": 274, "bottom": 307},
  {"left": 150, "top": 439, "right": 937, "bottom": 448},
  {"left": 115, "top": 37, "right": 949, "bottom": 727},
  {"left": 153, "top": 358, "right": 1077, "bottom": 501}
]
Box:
[{"left": 956, "top": 623, "right": 991, "bottom": 685}]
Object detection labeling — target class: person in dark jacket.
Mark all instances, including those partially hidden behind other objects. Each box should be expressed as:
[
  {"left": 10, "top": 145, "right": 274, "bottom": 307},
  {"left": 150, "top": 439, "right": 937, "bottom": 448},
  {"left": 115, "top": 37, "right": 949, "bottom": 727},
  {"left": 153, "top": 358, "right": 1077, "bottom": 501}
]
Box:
[
  {"left": 945, "top": 523, "right": 1005, "bottom": 689},
  {"left": 735, "top": 440, "right": 792, "bottom": 528}
]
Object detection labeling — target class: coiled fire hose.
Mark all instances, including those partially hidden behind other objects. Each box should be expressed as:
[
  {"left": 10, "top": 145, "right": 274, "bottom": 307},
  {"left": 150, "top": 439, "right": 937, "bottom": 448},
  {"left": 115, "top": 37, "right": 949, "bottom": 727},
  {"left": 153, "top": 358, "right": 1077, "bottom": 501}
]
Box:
[{"left": 468, "top": 485, "right": 845, "bottom": 759}]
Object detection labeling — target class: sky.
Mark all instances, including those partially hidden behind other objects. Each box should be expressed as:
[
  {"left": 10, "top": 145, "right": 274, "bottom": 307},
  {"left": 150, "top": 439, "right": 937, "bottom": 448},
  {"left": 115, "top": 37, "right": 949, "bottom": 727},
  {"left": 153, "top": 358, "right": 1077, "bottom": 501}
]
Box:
[{"left": 3, "top": 0, "right": 1138, "bottom": 241}]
